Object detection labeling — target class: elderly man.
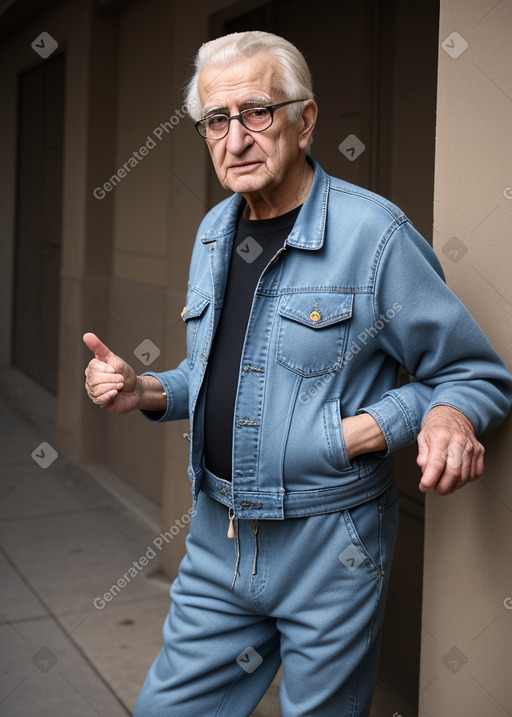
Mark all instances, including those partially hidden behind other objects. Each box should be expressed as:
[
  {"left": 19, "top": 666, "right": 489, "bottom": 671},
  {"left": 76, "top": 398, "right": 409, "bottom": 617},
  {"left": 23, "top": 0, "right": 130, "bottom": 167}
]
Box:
[{"left": 84, "top": 31, "right": 512, "bottom": 717}]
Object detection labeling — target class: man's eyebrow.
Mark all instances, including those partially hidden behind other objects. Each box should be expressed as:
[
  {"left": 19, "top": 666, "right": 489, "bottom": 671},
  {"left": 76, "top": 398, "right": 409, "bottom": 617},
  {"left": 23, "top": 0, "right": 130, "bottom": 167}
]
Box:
[
  {"left": 203, "top": 97, "right": 271, "bottom": 116},
  {"left": 203, "top": 106, "right": 228, "bottom": 117},
  {"left": 241, "top": 97, "right": 271, "bottom": 107}
]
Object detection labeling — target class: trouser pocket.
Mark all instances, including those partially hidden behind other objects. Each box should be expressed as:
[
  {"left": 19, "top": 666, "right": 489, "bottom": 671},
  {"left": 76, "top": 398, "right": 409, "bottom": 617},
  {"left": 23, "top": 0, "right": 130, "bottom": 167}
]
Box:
[{"left": 340, "top": 482, "right": 399, "bottom": 578}]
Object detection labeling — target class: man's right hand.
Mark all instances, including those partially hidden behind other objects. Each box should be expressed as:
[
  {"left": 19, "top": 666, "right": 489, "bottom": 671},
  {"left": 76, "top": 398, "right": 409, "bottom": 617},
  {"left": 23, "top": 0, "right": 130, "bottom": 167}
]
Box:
[{"left": 83, "top": 333, "right": 141, "bottom": 413}]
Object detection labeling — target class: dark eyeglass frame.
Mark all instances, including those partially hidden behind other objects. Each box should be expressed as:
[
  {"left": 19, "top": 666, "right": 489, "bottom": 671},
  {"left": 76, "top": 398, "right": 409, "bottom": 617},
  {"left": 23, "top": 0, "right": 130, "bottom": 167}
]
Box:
[{"left": 194, "top": 99, "right": 311, "bottom": 139}]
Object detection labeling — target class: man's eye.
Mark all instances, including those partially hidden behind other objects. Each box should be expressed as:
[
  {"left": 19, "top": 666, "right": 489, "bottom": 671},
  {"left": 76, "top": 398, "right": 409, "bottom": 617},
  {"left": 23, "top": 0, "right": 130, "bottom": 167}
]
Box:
[
  {"left": 206, "top": 115, "right": 227, "bottom": 127},
  {"left": 245, "top": 108, "right": 268, "bottom": 120}
]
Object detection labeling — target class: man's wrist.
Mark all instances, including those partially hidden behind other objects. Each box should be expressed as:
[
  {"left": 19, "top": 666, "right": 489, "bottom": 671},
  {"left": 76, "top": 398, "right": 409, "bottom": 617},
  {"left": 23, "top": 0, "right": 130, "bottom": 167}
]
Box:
[
  {"left": 423, "top": 404, "right": 475, "bottom": 432},
  {"left": 137, "top": 375, "right": 167, "bottom": 412},
  {"left": 343, "top": 413, "right": 387, "bottom": 460}
]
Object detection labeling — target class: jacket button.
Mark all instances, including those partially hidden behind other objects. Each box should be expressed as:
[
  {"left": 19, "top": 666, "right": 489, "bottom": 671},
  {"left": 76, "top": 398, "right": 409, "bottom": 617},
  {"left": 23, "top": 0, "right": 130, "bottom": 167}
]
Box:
[
  {"left": 181, "top": 306, "right": 187, "bottom": 317},
  {"left": 309, "top": 310, "right": 321, "bottom": 322}
]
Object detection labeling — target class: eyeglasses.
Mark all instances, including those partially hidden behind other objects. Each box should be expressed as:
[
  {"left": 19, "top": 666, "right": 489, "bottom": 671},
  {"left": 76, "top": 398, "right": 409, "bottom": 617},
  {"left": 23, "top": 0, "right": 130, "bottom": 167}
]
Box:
[{"left": 194, "top": 99, "right": 311, "bottom": 140}]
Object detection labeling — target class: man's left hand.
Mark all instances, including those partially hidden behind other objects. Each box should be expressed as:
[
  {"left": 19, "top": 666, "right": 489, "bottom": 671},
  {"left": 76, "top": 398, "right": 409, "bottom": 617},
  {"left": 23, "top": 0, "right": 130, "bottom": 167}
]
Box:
[{"left": 417, "top": 405, "right": 485, "bottom": 495}]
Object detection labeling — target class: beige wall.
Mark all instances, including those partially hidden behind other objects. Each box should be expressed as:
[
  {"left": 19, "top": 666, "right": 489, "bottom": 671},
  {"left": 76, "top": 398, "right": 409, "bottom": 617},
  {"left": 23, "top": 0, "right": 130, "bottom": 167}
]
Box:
[
  {"left": 0, "top": 0, "right": 110, "bottom": 460},
  {"left": 420, "top": 0, "right": 512, "bottom": 713}
]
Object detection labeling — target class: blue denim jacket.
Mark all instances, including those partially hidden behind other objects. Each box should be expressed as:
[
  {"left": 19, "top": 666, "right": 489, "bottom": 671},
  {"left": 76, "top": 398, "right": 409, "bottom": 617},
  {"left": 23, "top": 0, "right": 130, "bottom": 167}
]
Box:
[{"left": 144, "top": 159, "right": 512, "bottom": 519}]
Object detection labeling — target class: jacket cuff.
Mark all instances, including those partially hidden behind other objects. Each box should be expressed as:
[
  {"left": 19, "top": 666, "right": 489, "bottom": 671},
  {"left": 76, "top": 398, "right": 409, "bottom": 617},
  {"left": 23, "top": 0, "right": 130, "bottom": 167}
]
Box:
[{"left": 358, "top": 391, "right": 422, "bottom": 455}]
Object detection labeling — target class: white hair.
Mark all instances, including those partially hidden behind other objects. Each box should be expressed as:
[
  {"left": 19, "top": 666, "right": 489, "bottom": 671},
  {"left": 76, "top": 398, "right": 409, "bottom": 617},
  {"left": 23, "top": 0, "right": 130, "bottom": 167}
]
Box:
[{"left": 184, "top": 31, "right": 314, "bottom": 123}]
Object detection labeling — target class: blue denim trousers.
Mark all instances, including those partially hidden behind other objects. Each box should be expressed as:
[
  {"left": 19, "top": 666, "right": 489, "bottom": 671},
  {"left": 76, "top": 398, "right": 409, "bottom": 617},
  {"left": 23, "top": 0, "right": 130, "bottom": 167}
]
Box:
[{"left": 133, "top": 481, "right": 399, "bottom": 716}]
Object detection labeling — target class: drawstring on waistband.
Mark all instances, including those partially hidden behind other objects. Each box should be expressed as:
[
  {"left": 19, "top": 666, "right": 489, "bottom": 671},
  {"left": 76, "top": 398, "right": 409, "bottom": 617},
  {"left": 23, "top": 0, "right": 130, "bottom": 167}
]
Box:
[
  {"left": 251, "top": 520, "right": 259, "bottom": 576},
  {"left": 227, "top": 507, "right": 235, "bottom": 539},
  {"left": 228, "top": 508, "right": 240, "bottom": 591},
  {"left": 227, "top": 511, "right": 260, "bottom": 589}
]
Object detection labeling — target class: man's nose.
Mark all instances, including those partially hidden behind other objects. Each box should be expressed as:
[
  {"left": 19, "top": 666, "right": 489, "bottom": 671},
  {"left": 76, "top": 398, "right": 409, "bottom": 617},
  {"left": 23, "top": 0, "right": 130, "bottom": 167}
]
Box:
[{"left": 225, "top": 117, "right": 253, "bottom": 154}]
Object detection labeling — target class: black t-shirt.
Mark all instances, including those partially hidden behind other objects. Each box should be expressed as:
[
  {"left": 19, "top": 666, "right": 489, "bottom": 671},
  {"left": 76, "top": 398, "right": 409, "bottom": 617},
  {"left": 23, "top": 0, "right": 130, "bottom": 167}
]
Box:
[{"left": 203, "top": 204, "right": 302, "bottom": 480}]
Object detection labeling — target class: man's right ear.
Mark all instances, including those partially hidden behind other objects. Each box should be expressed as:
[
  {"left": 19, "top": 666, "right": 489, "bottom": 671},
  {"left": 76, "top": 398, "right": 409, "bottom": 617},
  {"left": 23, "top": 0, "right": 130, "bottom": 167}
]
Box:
[{"left": 299, "top": 100, "right": 318, "bottom": 150}]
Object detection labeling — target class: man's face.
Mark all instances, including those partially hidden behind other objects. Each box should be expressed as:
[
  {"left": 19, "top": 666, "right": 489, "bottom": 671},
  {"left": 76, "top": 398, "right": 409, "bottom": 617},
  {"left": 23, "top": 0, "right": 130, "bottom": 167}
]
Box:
[{"left": 197, "top": 53, "right": 310, "bottom": 197}]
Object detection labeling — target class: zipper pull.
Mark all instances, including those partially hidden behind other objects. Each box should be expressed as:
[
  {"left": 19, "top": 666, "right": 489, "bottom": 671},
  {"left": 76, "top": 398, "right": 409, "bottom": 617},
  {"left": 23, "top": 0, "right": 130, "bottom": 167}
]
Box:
[{"left": 227, "top": 507, "right": 235, "bottom": 539}]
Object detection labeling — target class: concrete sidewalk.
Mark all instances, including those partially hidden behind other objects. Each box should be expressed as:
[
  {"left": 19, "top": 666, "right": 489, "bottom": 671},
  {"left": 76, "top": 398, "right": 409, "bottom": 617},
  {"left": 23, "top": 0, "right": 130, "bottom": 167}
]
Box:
[
  {"left": 0, "top": 370, "right": 176, "bottom": 716},
  {"left": 0, "top": 370, "right": 282, "bottom": 717}
]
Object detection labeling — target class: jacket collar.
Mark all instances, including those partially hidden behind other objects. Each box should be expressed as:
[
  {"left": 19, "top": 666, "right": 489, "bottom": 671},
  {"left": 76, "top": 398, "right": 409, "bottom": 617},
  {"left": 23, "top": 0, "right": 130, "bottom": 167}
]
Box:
[{"left": 200, "top": 157, "right": 329, "bottom": 251}]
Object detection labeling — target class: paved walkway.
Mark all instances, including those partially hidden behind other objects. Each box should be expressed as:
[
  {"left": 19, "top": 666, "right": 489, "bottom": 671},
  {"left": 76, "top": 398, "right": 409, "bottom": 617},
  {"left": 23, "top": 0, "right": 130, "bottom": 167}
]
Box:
[
  {"left": 0, "top": 372, "right": 171, "bottom": 715},
  {"left": 0, "top": 369, "right": 283, "bottom": 716},
  {"left": 0, "top": 369, "right": 403, "bottom": 716}
]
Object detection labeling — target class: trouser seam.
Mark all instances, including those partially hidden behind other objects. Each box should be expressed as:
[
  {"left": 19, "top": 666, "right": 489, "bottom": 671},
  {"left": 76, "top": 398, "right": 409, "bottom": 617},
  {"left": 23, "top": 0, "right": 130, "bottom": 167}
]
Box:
[
  {"left": 214, "top": 618, "right": 277, "bottom": 717},
  {"left": 351, "top": 575, "right": 383, "bottom": 717}
]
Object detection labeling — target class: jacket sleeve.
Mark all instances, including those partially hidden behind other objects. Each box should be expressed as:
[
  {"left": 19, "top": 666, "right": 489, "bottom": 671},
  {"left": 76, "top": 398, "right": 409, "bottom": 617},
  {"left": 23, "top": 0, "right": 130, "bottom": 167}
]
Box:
[
  {"left": 358, "top": 218, "right": 512, "bottom": 453},
  {"left": 139, "top": 359, "right": 191, "bottom": 422}
]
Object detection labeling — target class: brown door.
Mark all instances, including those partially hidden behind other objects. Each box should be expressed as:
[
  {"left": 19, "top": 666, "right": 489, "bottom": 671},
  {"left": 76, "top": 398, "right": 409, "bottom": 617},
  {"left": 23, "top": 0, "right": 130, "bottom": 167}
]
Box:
[{"left": 12, "top": 52, "right": 65, "bottom": 394}]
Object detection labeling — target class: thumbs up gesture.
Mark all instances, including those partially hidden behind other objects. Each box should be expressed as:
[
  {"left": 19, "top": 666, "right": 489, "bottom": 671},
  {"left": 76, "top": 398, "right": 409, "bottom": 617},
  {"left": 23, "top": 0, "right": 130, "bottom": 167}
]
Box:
[{"left": 83, "top": 333, "right": 140, "bottom": 413}]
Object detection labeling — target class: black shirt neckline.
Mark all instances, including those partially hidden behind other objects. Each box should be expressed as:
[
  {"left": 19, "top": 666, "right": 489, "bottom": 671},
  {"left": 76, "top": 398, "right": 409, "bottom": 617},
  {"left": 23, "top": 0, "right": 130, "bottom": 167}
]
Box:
[{"left": 238, "top": 203, "right": 303, "bottom": 235}]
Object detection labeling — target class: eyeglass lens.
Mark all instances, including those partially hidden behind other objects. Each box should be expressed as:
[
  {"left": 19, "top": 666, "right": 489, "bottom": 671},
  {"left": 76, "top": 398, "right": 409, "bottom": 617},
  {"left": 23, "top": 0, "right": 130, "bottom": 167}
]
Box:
[{"left": 202, "top": 107, "right": 272, "bottom": 138}]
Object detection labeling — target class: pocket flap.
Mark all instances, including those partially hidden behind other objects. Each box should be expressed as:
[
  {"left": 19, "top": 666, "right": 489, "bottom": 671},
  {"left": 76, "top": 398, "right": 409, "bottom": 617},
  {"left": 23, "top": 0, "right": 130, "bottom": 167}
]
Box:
[
  {"left": 181, "top": 295, "right": 210, "bottom": 321},
  {"left": 278, "top": 292, "right": 353, "bottom": 328}
]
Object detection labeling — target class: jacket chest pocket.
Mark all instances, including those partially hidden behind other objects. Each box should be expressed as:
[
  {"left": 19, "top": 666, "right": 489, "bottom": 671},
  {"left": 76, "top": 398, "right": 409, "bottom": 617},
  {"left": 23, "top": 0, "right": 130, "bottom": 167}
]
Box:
[
  {"left": 276, "top": 292, "right": 353, "bottom": 376},
  {"left": 181, "top": 292, "right": 211, "bottom": 369}
]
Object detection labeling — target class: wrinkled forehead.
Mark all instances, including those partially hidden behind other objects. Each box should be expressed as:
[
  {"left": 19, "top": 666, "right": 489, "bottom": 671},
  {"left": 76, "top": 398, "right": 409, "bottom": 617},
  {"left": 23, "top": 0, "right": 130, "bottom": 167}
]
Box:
[{"left": 198, "top": 53, "right": 284, "bottom": 113}]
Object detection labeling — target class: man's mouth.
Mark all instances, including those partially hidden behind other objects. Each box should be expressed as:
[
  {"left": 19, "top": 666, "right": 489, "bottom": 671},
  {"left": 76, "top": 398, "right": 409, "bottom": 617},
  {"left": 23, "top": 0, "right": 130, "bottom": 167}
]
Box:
[{"left": 229, "top": 161, "right": 263, "bottom": 171}]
